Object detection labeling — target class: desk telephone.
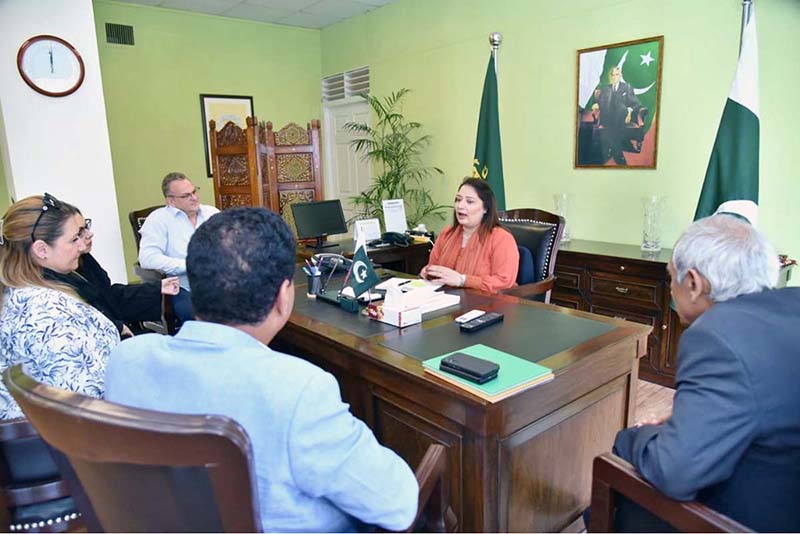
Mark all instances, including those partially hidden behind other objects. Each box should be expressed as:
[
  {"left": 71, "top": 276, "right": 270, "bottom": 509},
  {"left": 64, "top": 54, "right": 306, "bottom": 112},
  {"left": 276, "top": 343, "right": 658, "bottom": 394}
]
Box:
[
  {"left": 312, "top": 253, "right": 352, "bottom": 274},
  {"left": 368, "top": 232, "right": 413, "bottom": 248}
]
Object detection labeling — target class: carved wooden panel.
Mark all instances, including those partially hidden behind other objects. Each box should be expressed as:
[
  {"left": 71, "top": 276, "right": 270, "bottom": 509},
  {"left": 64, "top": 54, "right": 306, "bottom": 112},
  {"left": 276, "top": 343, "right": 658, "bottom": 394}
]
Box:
[
  {"left": 219, "top": 155, "right": 249, "bottom": 186},
  {"left": 216, "top": 121, "right": 246, "bottom": 147},
  {"left": 279, "top": 189, "right": 315, "bottom": 236},
  {"left": 499, "top": 381, "right": 626, "bottom": 532},
  {"left": 220, "top": 194, "right": 252, "bottom": 210},
  {"left": 276, "top": 153, "right": 312, "bottom": 183},
  {"left": 275, "top": 122, "right": 309, "bottom": 146}
]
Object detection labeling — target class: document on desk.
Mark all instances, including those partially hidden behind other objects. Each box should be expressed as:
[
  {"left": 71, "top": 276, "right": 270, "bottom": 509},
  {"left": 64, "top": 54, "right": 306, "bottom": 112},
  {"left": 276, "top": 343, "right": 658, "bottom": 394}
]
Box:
[
  {"left": 375, "top": 277, "right": 443, "bottom": 292},
  {"left": 388, "top": 285, "right": 459, "bottom": 314},
  {"left": 382, "top": 199, "right": 408, "bottom": 234}
]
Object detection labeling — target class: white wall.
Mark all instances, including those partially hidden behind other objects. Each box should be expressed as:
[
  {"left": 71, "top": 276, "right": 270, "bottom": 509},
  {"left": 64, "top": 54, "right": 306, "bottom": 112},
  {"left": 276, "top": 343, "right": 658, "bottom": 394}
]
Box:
[{"left": 0, "top": 0, "right": 127, "bottom": 282}]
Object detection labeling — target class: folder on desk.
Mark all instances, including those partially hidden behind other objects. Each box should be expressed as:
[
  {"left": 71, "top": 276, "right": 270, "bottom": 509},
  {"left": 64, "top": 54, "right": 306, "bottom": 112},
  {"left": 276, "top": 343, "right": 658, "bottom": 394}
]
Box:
[{"left": 423, "top": 344, "right": 553, "bottom": 402}]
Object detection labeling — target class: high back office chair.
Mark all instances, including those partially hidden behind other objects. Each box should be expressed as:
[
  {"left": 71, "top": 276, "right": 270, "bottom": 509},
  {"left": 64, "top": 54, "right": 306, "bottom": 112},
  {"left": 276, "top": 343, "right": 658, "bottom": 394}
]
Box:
[
  {"left": 588, "top": 453, "right": 749, "bottom": 532},
  {"left": 0, "top": 418, "right": 81, "bottom": 533},
  {"left": 127, "top": 206, "right": 178, "bottom": 335},
  {"left": 5, "top": 365, "right": 456, "bottom": 533},
  {"left": 498, "top": 208, "right": 565, "bottom": 303}
]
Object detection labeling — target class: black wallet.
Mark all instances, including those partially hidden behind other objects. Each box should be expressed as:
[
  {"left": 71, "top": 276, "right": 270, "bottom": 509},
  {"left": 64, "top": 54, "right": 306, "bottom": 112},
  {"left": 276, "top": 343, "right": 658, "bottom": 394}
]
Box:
[{"left": 440, "top": 353, "right": 499, "bottom": 384}]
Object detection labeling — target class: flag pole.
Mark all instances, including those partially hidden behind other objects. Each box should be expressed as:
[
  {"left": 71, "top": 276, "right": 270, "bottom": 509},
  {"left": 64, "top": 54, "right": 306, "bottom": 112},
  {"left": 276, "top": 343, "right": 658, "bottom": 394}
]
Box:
[
  {"left": 489, "top": 32, "right": 502, "bottom": 74},
  {"left": 740, "top": 0, "right": 753, "bottom": 55}
]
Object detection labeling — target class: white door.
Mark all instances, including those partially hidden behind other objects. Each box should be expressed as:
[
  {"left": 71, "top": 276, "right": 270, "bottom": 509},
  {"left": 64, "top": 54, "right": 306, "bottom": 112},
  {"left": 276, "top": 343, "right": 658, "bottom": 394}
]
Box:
[{"left": 323, "top": 98, "right": 373, "bottom": 223}]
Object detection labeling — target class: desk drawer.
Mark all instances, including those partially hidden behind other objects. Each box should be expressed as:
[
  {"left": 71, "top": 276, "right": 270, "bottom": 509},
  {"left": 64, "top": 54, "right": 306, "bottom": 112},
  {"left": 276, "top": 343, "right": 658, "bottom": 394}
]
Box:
[
  {"left": 554, "top": 266, "right": 582, "bottom": 291},
  {"left": 588, "top": 273, "right": 663, "bottom": 307},
  {"left": 591, "top": 258, "right": 668, "bottom": 280}
]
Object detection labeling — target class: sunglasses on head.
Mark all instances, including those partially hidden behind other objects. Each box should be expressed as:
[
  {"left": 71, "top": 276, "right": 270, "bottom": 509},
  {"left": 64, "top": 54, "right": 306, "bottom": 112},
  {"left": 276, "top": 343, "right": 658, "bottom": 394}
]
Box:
[{"left": 30, "top": 193, "right": 62, "bottom": 243}]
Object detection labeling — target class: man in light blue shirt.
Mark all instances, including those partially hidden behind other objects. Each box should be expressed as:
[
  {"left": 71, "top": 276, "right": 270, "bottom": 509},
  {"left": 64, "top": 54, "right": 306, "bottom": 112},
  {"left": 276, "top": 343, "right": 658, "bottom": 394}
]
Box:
[
  {"left": 106, "top": 207, "right": 418, "bottom": 532},
  {"left": 138, "top": 172, "right": 219, "bottom": 320}
]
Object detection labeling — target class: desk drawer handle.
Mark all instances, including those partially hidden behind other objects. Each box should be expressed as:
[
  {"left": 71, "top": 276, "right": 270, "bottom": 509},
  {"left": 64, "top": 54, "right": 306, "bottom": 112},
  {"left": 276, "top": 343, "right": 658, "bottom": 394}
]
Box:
[
  {"left": 619, "top": 265, "right": 626, "bottom": 271},
  {"left": 614, "top": 315, "right": 625, "bottom": 320},
  {"left": 615, "top": 286, "right": 629, "bottom": 294}
]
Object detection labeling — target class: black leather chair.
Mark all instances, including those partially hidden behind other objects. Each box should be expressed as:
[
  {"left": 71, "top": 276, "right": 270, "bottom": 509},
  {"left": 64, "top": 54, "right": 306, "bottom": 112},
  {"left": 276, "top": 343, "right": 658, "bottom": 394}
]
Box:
[
  {"left": 0, "top": 419, "right": 81, "bottom": 533},
  {"left": 499, "top": 208, "right": 565, "bottom": 303}
]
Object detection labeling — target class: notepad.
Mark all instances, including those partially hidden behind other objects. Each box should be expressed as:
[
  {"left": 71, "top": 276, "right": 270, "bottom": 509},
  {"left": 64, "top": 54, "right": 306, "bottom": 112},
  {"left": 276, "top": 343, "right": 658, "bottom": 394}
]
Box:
[{"left": 423, "top": 344, "right": 554, "bottom": 402}]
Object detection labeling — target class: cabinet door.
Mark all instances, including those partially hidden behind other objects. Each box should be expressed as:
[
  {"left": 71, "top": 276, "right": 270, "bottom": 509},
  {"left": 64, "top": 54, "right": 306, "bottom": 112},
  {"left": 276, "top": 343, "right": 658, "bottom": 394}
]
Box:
[{"left": 589, "top": 302, "right": 664, "bottom": 379}]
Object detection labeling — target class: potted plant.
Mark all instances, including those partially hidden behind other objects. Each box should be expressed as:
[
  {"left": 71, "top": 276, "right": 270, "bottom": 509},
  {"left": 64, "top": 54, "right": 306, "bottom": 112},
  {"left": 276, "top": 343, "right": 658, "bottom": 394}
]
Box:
[{"left": 344, "top": 88, "right": 448, "bottom": 228}]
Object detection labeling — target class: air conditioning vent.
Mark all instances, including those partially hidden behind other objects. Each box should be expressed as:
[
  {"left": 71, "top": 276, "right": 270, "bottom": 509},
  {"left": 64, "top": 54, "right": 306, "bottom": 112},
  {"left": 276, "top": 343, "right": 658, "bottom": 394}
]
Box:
[
  {"left": 322, "top": 66, "right": 369, "bottom": 102},
  {"left": 106, "top": 23, "right": 135, "bottom": 46}
]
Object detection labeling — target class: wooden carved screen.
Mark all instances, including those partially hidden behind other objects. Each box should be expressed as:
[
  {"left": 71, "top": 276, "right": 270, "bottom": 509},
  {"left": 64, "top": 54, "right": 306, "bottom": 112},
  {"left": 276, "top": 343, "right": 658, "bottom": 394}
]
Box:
[
  {"left": 209, "top": 117, "right": 265, "bottom": 210},
  {"left": 262, "top": 121, "right": 324, "bottom": 236}
]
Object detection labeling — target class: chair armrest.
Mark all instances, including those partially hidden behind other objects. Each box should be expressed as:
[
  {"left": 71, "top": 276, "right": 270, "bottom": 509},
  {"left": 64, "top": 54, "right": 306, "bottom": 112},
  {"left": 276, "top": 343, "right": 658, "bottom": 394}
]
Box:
[
  {"left": 502, "top": 276, "right": 555, "bottom": 301},
  {"left": 134, "top": 263, "right": 166, "bottom": 283},
  {"left": 388, "top": 444, "right": 457, "bottom": 533},
  {"left": 589, "top": 453, "right": 749, "bottom": 533}
]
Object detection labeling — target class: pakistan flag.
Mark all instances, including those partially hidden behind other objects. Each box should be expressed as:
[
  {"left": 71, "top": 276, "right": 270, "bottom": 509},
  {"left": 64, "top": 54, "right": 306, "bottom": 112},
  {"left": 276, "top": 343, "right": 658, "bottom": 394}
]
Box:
[{"left": 579, "top": 39, "right": 662, "bottom": 134}]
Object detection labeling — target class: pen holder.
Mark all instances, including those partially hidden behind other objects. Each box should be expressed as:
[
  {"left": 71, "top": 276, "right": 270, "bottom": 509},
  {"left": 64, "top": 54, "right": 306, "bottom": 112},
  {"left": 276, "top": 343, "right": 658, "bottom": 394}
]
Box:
[{"left": 307, "top": 275, "right": 322, "bottom": 297}]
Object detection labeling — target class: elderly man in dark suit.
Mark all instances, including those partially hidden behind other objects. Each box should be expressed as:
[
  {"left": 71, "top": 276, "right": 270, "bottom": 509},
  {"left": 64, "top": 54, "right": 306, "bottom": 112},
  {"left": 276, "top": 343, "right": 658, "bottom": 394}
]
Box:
[
  {"left": 613, "top": 214, "right": 800, "bottom": 532},
  {"left": 593, "top": 66, "right": 641, "bottom": 165}
]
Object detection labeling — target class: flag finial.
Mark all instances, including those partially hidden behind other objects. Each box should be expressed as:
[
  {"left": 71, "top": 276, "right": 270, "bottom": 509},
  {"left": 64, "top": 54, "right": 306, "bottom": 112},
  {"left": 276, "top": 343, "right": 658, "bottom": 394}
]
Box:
[{"left": 489, "top": 32, "right": 502, "bottom": 51}]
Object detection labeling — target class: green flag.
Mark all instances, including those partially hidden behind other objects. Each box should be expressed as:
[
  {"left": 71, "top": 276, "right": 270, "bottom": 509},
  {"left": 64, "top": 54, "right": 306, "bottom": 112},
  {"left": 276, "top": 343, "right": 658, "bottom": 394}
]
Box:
[
  {"left": 347, "top": 243, "right": 379, "bottom": 299},
  {"left": 472, "top": 54, "right": 505, "bottom": 210},
  {"left": 694, "top": 7, "right": 759, "bottom": 225}
]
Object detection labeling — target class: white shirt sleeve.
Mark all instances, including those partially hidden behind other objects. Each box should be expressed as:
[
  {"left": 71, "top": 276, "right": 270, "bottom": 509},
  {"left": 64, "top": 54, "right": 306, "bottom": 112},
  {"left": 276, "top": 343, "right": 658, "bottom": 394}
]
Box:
[{"left": 138, "top": 210, "right": 187, "bottom": 276}]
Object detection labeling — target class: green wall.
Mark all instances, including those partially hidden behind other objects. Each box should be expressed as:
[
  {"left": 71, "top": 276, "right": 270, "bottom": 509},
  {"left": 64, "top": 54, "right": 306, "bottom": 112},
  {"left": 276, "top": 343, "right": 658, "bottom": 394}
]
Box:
[
  {"left": 321, "top": 0, "right": 800, "bottom": 276},
  {"left": 93, "top": 0, "right": 322, "bottom": 279}
]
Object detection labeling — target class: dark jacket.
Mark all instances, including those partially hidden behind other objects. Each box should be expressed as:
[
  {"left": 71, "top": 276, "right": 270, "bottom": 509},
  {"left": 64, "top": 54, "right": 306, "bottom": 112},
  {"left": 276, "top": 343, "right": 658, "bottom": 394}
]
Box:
[
  {"left": 614, "top": 287, "right": 800, "bottom": 532},
  {"left": 44, "top": 254, "right": 161, "bottom": 334}
]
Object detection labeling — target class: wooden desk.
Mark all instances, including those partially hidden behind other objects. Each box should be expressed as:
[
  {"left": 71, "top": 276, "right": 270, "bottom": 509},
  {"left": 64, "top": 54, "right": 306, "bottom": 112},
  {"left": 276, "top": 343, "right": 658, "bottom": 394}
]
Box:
[
  {"left": 297, "top": 240, "right": 432, "bottom": 275},
  {"left": 273, "top": 270, "right": 650, "bottom": 532}
]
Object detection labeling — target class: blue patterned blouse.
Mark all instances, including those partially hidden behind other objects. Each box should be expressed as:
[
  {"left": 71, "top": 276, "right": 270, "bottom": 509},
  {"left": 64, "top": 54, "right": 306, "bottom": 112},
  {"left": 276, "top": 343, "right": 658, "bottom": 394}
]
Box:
[{"left": 0, "top": 286, "right": 120, "bottom": 420}]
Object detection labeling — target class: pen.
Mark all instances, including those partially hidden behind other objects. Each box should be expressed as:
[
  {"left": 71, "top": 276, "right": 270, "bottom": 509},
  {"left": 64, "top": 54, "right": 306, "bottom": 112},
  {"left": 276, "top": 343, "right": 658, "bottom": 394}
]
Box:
[{"left": 397, "top": 280, "right": 412, "bottom": 287}]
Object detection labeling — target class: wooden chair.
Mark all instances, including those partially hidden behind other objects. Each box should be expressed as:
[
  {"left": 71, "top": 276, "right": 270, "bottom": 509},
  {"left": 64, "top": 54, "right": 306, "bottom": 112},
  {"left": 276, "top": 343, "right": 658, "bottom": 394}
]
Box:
[
  {"left": 588, "top": 453, "right": 749, "bottom": 532},
  {"left": 127, "top": 206, "right": 178, "bottom": 335},
  {"left": 498, "top": 208, "right": 565, "bottom": 303},
  {"left": 4, "top": 365, "right": 456, "bottom": 533},
  {"left": 0, "top": 419, "right": 81, "bottom": 533}
]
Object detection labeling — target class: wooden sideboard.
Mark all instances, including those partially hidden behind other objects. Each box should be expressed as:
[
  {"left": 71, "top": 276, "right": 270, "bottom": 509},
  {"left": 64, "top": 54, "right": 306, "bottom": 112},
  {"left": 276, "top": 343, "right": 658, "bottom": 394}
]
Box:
[{"left": 551, "top": 240, "right": 677, "bottom": 387}]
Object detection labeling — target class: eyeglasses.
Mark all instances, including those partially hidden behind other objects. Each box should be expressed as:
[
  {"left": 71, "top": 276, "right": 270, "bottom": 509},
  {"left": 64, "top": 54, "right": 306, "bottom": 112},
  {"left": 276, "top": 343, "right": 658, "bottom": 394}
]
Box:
[
  {"left": 79, "top": 218, "right": 92, "bottom": 238},
  {"left": 167, "top": 187, "right": 200, "bottom": 200},
  {"left": 31, "top": 193, "right": 62, "bottom": 243}
]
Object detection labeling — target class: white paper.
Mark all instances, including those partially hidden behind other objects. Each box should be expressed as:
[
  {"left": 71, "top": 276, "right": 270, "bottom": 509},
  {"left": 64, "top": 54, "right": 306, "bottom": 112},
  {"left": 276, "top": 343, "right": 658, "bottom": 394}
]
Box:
[
  {"left": 375, "top": 277, "right": 443, "bottom": 292},
  {"left": 382, "top": 199, "right": 408, "bottom": 234},
  {"left": 353, "top": 218, "right": 381, "bottom": 243}
]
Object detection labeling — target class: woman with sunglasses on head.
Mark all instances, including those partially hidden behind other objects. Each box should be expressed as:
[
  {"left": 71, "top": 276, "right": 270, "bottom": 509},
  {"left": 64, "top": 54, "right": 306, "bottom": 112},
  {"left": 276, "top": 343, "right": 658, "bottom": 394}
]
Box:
[
  {"left": 42, "top": 213, "right": 180, "bottom": 338},
  {"left": 0, "top": 194, "right": 119, "bottom": 420}
]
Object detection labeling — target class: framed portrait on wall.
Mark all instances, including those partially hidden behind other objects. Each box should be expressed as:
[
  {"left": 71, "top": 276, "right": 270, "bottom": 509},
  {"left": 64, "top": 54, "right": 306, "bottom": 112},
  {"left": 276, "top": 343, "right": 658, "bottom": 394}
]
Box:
[
  {"left": 199, "top": 94, "right": 254, "bottom": 177},
  {"left": 574, "top": 36, "right": 664, "bottom": 169}
]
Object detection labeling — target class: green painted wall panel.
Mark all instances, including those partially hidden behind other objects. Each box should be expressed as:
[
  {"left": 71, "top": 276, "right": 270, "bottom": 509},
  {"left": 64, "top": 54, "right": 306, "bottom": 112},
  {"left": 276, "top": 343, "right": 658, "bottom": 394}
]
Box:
[
  {"left": 321, "top": 0, "right": 800, "bottom": 280},
  {"left": 93, "top": 0, "right": 322, "bottom": 279}
]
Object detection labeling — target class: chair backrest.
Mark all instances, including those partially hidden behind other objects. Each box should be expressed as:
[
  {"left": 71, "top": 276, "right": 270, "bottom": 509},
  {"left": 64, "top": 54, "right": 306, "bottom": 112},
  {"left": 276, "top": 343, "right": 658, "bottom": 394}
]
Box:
[
  {"left": 0, "top": 418, "right": 80, "bottom": 533},
  {"left": 499, "top": 208, "right": 565, "bottom": 284},
  {"left": 4, "top": 365, "right": 262, "bottom": 533},
  {"left": 128, "top": 205, "right": 162, "bottom": 252}
]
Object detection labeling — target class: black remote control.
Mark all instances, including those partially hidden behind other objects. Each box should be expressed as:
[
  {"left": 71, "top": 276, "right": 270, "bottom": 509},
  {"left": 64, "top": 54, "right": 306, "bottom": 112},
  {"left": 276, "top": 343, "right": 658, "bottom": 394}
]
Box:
[{"left": 459, "top": 312, "right": 504, "bottom": 332}]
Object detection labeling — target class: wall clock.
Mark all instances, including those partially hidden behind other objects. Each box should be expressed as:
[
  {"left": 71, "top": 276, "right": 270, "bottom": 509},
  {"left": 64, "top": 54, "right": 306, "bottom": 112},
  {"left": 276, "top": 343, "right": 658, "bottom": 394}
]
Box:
[{"left": 17, "top": 35, "right": 85, "bottom": 97}]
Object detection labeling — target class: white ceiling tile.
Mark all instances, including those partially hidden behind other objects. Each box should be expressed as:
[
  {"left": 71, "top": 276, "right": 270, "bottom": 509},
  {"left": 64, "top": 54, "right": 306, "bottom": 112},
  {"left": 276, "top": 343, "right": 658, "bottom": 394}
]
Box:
[
  {"left": 160, "top": 0, "right": 242, "bottom": 16},
  {"left": 275, "top": 10, "right": 345, "bottom": 29},
  {"left": 222, "top": 3, "right": 294, "bottom": 23},
  {"left": 113, "top": 0, "right": 166, "bottom": 6},
  {"left": 303, "top": 0, "right": 372, "bottom": 18},
  {"left": 244, "top": 0, "right": 319, "bottom": 10}
]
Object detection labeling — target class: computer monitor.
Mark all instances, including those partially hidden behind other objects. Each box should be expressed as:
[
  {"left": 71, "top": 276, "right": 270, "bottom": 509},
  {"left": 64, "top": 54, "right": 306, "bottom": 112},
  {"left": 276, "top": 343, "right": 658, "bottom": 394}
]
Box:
[{"left": 291, "top": 199, "right": 348, "bottom": 249}]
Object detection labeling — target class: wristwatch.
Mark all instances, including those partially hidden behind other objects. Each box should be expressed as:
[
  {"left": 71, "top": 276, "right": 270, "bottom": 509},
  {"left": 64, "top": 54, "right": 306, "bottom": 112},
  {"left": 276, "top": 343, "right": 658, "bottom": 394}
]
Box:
[{"left": 459, "top": 273, "right": 467, "bottom": 287}]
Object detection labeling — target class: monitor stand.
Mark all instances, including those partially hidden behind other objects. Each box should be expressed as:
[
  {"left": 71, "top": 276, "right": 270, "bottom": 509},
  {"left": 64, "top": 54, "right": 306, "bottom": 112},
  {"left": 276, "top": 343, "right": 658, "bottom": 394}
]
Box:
[{"left": 305, "top": 236, "right": 339, "bottom": 250}]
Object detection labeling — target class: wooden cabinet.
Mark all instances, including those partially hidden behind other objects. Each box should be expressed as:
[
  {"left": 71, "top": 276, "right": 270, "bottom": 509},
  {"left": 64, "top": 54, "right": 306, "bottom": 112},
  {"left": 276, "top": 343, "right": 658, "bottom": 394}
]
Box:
[{"left": 552, "top": 240, "right": 677, "bottom": 387}]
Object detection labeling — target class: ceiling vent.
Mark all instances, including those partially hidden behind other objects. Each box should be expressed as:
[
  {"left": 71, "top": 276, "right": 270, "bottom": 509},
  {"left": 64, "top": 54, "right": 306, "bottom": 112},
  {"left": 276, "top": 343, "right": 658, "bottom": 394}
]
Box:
[{"left": 105, "top": 23, "right": 135, "bottom": 46}]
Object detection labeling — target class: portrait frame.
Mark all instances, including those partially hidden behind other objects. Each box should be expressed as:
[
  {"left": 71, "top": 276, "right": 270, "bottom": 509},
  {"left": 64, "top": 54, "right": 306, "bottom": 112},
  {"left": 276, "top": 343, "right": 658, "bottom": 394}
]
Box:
[
  {"left": 199, "top": 94, "right": 254, "bottom": 177},
  {"left": 574, "top": 36, "right": 664, "bottom": 169}
]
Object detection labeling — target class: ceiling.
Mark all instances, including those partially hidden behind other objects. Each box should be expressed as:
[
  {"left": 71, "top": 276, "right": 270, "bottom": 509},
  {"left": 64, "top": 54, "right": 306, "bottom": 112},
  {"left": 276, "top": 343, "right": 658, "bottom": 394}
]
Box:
[{"left": 114, "top": 0, "right": 396, "bottom": 29}]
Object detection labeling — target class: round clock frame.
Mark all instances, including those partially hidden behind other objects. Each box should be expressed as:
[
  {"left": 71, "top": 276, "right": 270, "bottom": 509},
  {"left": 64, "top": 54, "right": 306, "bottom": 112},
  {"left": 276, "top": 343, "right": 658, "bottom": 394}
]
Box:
[{"left": 17, "top": 34, "right": 85, "bottom": 97}]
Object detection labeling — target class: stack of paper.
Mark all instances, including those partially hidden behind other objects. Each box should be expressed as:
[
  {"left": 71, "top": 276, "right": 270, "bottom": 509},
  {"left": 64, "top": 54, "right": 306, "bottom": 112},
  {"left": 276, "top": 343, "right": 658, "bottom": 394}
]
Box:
[{"left": 423, "top": 344, "right": 554, "bottom": 402}]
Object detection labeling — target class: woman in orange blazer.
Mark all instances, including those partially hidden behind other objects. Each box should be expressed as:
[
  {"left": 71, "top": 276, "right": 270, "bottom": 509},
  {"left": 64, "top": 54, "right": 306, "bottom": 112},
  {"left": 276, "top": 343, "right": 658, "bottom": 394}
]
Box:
[{"left": 420, "top": 177, "right": 518, "bottom": 293}]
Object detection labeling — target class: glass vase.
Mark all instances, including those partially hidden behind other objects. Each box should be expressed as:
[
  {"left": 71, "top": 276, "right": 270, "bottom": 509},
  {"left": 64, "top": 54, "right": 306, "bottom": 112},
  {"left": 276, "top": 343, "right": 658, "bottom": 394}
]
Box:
[
  {"left": 641, "top": 195, "right": 664, "bottom": 252},
  {"left": 553, "top": 193, "right": 571, "bottom": 243}
]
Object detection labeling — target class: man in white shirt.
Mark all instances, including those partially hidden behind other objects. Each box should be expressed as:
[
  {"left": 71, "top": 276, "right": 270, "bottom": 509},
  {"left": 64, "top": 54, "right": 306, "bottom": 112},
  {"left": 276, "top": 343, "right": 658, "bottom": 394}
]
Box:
[{"left": 138, "top": 172, "right": 219, "bottom": 321}]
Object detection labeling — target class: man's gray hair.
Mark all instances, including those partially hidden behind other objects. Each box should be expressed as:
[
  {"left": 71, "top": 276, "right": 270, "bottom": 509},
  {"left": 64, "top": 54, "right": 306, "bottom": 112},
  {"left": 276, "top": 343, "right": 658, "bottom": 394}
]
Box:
[
  {"left": 673, "top": 214, "right": 779, "bottom": 302},
  {"left": 161, "top": 172, "right": 188, "bottom": 197}
]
